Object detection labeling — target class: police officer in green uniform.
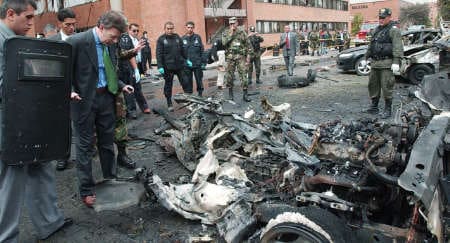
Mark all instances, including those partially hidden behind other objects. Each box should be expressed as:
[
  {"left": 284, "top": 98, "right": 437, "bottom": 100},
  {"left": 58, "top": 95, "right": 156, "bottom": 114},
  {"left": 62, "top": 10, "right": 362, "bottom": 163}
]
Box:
[
  {"left": 222, "top": 17, "right": 253, "bottom": 102},
  {"left": 308, "top": 28, "right": 319, "bottom": 56},
  {"left": 363, "top": 8, "right": 403, "bottom": 118},
  {"left": 247, "top": 26, "right": 264, "bottom": 84}
]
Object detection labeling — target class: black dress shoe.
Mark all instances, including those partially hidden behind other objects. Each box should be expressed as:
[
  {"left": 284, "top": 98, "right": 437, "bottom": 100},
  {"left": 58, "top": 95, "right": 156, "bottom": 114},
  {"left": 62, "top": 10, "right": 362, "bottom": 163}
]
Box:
[
  {"left": 56, "top": 160, "right": 67, "bottom": 171},
  {"left": 41, "top": 218, "right": 73, "bottom": 240}
]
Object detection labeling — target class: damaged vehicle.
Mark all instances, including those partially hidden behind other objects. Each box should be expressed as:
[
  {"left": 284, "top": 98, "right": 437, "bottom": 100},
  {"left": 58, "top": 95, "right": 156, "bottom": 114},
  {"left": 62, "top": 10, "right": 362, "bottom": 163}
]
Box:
[
  {"left": 140, "top": 81, "right": 450, "bottom": 243},
  {"left": 337, "top": 29, "right": 445, "bottom": 84}
]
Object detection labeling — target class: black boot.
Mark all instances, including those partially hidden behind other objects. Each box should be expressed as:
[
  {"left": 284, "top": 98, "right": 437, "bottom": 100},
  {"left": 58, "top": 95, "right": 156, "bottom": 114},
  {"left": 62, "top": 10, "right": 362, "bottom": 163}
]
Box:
[
  {"left": 364, "top": 97, "right": 379, "bottom": 114},
  {"left": 198, "top": 90, "right": 203, "bottom": 97},
  {"left": 243, "top": 89, "right": 251, "bottom": 102},
  {"left": 167, "top": 97, "right": 174, "bottom": 112},
  {"left": 381, "top": 99, "right": 392, "bottom": 119},
  {"left": 117, "top": 142, "right": 136, "bottom": 169},
  {"left": 228, "top": 87, "right": 234, "bottom": 100},
  {"left": 256, "top": 75, "right": 262, "bottom": 84},
  {"left": 248, "top": 77, "right": 253, "bottom": 85}
]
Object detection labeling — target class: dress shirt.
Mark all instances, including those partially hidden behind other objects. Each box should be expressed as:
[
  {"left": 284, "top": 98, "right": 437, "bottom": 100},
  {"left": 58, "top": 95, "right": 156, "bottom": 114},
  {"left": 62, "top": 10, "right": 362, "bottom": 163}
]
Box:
[{"left": 93, "top": 29, "right": 107, "bottom": 88}]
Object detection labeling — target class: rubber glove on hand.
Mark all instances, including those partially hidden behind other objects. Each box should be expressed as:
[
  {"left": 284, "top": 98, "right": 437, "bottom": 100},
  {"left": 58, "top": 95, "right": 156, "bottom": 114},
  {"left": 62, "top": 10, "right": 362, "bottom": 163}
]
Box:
[
  {"left": 391, "top": 64, "right": 400, "bottom": 75},
  {"left": 186, "top": 59, "right": 193, "bottom": 68},
  {"left": 134, "top": 68, "right": 141, "bottom": 83},
  {"left": 158, "top": 68, "right": 164, "bottom": 75}
]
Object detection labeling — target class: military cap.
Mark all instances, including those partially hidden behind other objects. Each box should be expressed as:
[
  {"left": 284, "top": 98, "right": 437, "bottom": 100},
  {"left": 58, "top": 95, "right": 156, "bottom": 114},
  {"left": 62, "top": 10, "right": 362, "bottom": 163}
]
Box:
[
  {"left": 229, "top": 17, "right": 237, "bottom": 24},
  {"left": 249, "top": 26, "right": 255, "bottom": 32},
  {"left": 379, "top": 8, "right": 392, "bottom": 18}
]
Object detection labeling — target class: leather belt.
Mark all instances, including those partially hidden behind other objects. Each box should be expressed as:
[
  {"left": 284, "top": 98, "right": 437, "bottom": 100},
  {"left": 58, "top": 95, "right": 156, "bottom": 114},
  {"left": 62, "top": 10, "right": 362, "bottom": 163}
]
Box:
[{"left": 96, "top": 87, "right": 107, "bottom": 94}]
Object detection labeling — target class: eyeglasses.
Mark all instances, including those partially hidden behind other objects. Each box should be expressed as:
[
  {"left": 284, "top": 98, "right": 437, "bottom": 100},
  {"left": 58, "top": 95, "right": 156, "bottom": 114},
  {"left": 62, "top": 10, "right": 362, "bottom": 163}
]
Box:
[
  {"left": 379, "top": 17, "right": 386, "bottom": 19},
  {"left": 132, "top": 29, "right": 139, "bottom": 33}
]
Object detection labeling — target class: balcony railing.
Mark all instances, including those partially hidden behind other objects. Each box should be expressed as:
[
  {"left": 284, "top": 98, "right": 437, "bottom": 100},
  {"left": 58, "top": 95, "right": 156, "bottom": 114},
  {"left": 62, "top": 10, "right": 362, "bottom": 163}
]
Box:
[{"left": 204, "top": 8, "right": 247, "bottom": 18}]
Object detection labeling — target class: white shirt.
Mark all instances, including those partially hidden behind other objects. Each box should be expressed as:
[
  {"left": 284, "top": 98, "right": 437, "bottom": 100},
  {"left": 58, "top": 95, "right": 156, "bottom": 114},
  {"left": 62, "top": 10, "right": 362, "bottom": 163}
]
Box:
[
  {"left": 60, "top": 31, "right": 69, "bottom": 41},
  {"left": 131, "top": 36, "right": 142, "bottom": 63}
]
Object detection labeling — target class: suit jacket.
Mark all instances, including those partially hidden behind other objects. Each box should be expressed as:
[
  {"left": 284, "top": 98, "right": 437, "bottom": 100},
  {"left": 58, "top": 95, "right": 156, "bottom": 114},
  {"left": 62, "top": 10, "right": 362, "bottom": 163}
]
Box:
[
  {"left": 66, "top": 29, "right": 125, "bottom": 123},
  {"left": 279, "top": 31, "right": 298, "bottom": 57}
]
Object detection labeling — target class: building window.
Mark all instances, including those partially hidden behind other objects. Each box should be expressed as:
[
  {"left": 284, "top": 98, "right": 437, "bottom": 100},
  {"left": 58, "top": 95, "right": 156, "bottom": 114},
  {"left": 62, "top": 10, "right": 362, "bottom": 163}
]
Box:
[
  {"left": 255, "top": 0, "right": 348, "bottom": 11},
  {"left": 64, "top": 0, "right": 97, "bottom": 8},
  {"left": 256, "top": 20, "right": 348, "bottom": 33}
]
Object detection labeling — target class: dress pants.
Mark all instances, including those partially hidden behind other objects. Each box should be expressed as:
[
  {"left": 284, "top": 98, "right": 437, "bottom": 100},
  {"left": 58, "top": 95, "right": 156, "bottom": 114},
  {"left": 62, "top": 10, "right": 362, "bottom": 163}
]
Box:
[
  {"left": 284, "top": 54, "right": 295, "bottom": 75},
  {"left": 124, "top": 78, "right": 149, "bottom": 113},
  {"left": 0, "top": 161, "right": 65, "bottom": 242},
  {"left": 183, "top": 67, "right": 204, "bottom": 94},
  {"left": 163, "top": 68, "right": 191, "bottom": 98},
  {"left": 75, "top": 91, "right": 116, "bottom": 197}
]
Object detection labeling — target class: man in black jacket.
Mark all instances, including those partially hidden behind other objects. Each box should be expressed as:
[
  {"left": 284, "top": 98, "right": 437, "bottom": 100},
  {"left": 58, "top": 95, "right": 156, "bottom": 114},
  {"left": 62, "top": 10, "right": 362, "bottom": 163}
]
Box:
[
  {"left": 141, "top": 31, "right": 151, "bottom": 76},
  {"left": 182, "top": 21, "right": 205, "bottom": 97},
  {"left": 156, "top": 21, "right": 192, "bottom": 111}
]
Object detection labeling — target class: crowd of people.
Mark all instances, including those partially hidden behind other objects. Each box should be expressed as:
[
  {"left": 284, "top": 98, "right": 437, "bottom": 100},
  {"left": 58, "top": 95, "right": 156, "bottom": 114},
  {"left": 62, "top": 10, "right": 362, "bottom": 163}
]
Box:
[{"left": 0, "top": 0, "right": 401, "bottom": 241}]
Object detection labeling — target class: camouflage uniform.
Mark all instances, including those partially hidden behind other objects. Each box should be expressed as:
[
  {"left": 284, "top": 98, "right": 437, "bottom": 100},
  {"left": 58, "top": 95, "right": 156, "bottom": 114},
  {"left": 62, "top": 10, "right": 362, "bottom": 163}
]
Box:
[
  {"left": 343, "top": 31, "right": 351, "bottom": 50},
  {"left": 308, "top": 30, "right": 319, "bottom": 56},
  {"left": 248, "top": 32, "right": 264, "bottom": 83},
  {"left": 222, "top": 27, "right": 253, "bottom": 89},
  {"left": 364, "top": 9, "right": 403, "bottom": 118}
]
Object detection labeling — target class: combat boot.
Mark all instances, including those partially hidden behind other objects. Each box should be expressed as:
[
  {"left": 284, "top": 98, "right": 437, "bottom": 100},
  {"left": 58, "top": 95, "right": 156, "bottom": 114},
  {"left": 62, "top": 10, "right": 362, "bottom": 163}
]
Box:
[
  {"left": 364, "top": 97, "right": 379, "bottom": 114},
  {"left": 381, "top": 99, "right": 392, "bottom": 119},
  {"left": 243, "top": 89, "right": 251, "bottom": 102},
  {"left": 256, "top": 75, "right": 262, "bottom": 84},
  {"left": 228, "top": 87, "right": 234, "bottom": 101},
  {"left": 117, "top": 142, "right": 136, "bottom": 169}
]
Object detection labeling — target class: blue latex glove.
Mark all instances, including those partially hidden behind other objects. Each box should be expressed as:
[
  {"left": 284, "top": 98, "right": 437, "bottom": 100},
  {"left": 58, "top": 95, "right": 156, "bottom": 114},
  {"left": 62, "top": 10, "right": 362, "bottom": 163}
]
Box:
[
  {"left": 201, "top": 64, "right": 206, "bottom": 70},
  {"left": 134, "top": 68, "right": 141, "bottom": 83},
  {"left": 158, "top": 68, "right": 164, "bottom": 75},
  {"left": 186, "top": 59, "right": 193, "bottom": 67}
]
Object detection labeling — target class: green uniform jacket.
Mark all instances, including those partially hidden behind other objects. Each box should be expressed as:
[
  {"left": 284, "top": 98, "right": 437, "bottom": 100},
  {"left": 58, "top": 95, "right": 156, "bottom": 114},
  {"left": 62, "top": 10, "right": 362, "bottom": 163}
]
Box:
[
  {"left": 365, "top": 23, "right": 403, "bottom": 69},
  {"left": 222, "top": 28, "right": 253, "bottom": 59}
]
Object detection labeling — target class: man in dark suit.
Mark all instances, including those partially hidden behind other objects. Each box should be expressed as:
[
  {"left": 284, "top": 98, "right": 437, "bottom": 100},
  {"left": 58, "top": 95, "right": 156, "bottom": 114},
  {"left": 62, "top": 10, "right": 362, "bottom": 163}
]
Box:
[
  {"left": 67, "top": 11, "right": 134, "bottom": 208},
  {"left": 279, "top": 25, "right": 298, "bottom": 76},
  {"left": 48, "top": 8, "right": 76, "bottom": 171},
  {"left": 49, "top": 7, "right": 76, "bottom": 42}
]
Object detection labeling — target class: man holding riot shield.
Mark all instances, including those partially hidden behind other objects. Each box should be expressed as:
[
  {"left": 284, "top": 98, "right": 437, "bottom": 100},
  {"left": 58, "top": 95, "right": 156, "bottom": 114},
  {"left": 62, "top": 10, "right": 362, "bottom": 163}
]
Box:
[{"left": 0, "top": 1, "right": 73, "bottom": 241}]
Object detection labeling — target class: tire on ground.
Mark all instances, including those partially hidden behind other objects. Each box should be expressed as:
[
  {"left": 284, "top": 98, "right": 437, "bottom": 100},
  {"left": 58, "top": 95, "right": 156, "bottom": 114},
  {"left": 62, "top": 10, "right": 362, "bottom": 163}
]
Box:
[
  {"left": 355, "top": 57, "right": 371, "bottom": 76},
  {"left": 407, "top": 64, "right": 433, "bottom": 85},
  {"left": 259, "top": 206, "right": 354, "bottom": 243}
]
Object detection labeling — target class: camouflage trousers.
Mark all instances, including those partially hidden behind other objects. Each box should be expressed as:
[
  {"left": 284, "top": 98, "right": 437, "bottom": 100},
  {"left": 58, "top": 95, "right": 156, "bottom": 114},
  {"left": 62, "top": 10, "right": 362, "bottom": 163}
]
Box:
[
  {"left": 310, "top": 41, "right": 319, "bottom": 54},
  {"left": 368, "top": 68, "right": 395, "bottom": 100},
  {"left": 248, "top": 55, "right": 261, "bottom": 80},
  {"left": 115, "top": 92, "right": 128, "bottom": 143},
  {"left": 225, "top": 55, "right": 248, "bottom": 89}
]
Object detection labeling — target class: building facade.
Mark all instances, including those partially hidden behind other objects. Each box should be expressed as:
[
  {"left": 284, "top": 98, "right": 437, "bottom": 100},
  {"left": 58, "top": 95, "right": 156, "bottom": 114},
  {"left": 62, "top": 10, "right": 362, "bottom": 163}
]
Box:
[{"left": 33, "top": 0, "right": 351, "bottom": 54}]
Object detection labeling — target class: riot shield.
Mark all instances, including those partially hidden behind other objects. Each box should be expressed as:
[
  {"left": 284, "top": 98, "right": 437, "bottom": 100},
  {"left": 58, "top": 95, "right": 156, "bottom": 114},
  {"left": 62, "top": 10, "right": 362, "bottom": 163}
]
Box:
[{"left": 1, "top": 36, "right": 72, "bottom": 165}]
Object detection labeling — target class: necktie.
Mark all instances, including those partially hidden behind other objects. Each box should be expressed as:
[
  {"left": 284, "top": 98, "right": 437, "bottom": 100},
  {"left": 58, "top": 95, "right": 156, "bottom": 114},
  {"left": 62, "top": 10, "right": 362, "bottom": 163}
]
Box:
[
  {"left": 102, "top": 45, "right": 118, "bottom": 95},
  {"left": 286, "top": 33, "right": 290, "bottom": 49}
]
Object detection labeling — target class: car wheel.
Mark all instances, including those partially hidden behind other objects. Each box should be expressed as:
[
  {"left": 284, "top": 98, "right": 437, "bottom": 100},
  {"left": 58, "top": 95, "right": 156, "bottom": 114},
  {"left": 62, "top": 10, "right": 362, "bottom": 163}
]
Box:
[
  {"left": 355, "top": 57, "right": 371, "bottom": 76},
  {"left": 260, "top": 206, "right": 354, "bottom": 243},
  {"left": 408, "top": 64, "right": 433, "bottom": 85}
]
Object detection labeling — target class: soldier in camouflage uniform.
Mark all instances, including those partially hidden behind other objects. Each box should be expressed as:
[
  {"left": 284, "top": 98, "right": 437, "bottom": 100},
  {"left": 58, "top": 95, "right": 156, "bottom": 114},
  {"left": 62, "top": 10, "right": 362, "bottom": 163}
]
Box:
[
  {"left": 308, "top": 29, "right": 319, "bottom": 56},
  {"left": 247, "top": 26, "right": 264, "bottom": 84},
  {"left": 363, "top": 8, "right": 403, "bottom": 119},
  {"left": 222, "top": 17, "right": 253, "bottom": 102},
  {"left": 113, "top": 42, "right": 146, "bottom": 169}
]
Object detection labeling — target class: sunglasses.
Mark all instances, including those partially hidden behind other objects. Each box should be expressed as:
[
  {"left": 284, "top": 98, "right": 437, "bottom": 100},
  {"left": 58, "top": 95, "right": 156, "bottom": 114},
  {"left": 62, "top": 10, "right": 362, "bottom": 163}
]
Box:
[
  {"left": 132, "top": 29, "right": 139, "bottom": 33},
  {"left": 379, "top": 16, "right": 386, "bottom": 19}
]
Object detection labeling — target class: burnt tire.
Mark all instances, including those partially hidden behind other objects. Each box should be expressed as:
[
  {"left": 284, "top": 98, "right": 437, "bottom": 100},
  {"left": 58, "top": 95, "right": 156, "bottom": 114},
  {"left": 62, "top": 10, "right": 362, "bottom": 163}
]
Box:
[
  {"left": 355, "top": 57, "right": 371, "bottom": 76},
  {"left": 259, "top": 206, "right": 354, "bottom": 243},
  {"left": 408, "top": 64, "right": 434, "bottom": 85}
]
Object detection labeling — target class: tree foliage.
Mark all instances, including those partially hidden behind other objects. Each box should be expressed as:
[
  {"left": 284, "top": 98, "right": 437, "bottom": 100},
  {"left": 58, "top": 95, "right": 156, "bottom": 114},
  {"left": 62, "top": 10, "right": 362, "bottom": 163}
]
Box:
[
  {"left": 351, "top": 14, "right": 363, "bottom": 36},
  {"left": 400, "top": 4, "right": 431, "bottom": 27},
  {"left": 438, "top": 0, "right": 450, "bottom": 20}
]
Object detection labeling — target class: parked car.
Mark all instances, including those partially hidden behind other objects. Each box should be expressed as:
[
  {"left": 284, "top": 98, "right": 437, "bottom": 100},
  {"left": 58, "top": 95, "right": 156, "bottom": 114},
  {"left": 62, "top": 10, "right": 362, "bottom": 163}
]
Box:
[{"left": 337, "top": 29, "right": 443, "bottom": 84}]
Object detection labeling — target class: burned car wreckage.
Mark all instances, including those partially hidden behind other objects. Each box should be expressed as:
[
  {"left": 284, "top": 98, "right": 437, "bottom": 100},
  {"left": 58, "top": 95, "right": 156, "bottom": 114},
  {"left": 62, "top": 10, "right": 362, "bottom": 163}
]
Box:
[{"left": 125, "top": 79, "right": 450, "bottom": 243}]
